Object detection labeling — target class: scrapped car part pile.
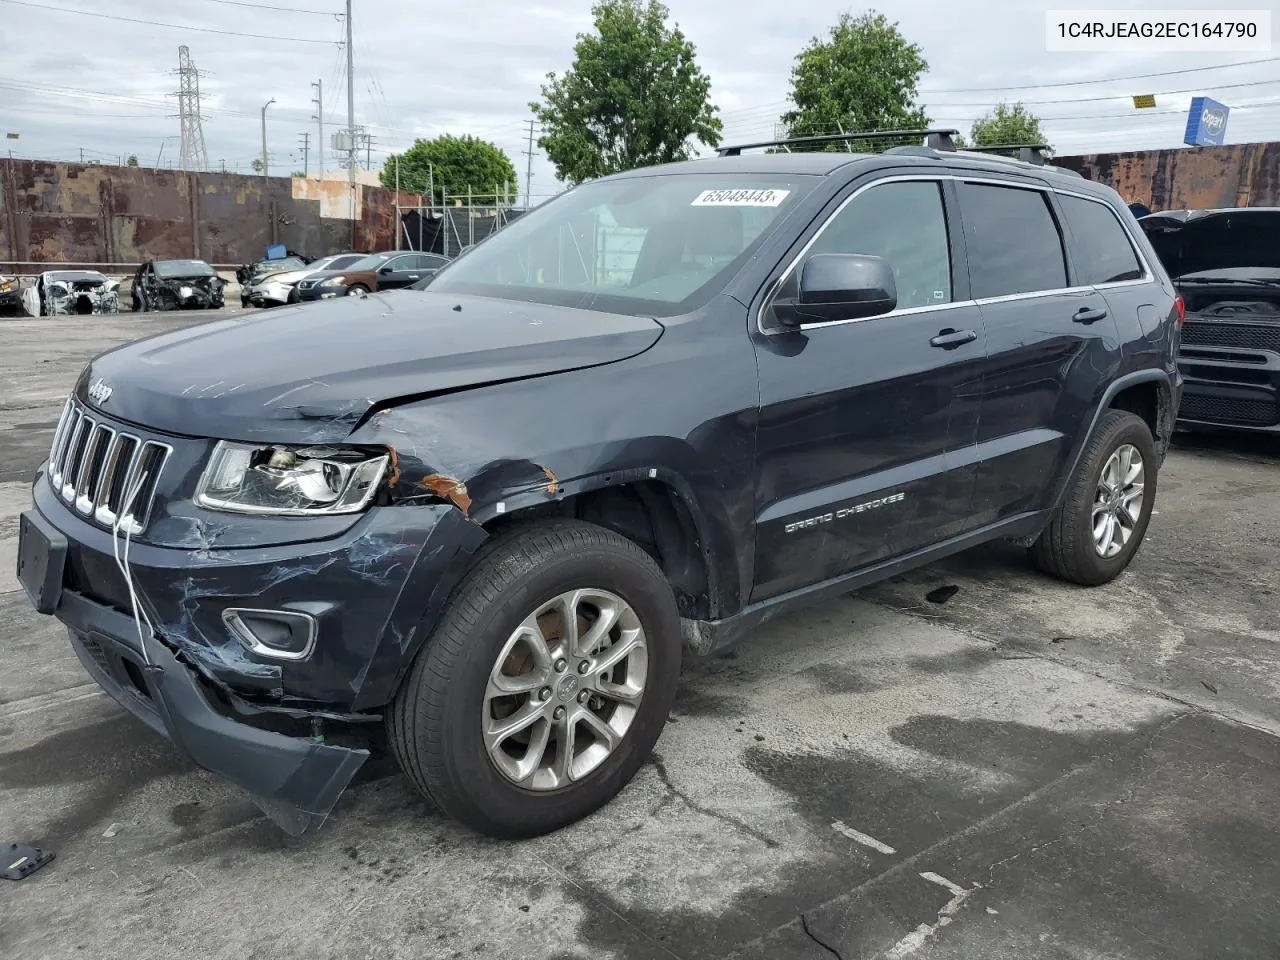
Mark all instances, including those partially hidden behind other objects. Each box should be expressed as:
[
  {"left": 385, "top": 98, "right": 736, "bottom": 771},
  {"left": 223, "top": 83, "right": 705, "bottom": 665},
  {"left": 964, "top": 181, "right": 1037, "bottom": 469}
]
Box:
[{"left": 22, "top": 271, "right": 120, "bottom": 317}]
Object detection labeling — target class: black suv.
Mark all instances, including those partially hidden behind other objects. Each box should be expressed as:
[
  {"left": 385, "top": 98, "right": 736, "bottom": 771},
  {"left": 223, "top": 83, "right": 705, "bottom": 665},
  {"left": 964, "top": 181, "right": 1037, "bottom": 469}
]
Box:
[
  {"left": 1139, "top": 207, "right": 1280, "bottom": 433},
  {"left": 15, "top": 131, "right": 1182, "bottom": 839}
]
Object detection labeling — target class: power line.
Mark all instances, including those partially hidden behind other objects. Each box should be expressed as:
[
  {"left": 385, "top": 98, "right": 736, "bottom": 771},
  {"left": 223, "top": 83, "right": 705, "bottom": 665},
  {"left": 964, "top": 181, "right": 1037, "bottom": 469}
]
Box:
[
  {"left": 0, "top": 0, "right": 338, "bottom": 43},
  {"left": 720, "top": 65, "right": 1280, "bottom": 123},
  {"left": 924, "top": 55, "right": 1280, "bottom": 94},
  {"left": 196, "top": 0, "right": 339, "bottom": 13}
]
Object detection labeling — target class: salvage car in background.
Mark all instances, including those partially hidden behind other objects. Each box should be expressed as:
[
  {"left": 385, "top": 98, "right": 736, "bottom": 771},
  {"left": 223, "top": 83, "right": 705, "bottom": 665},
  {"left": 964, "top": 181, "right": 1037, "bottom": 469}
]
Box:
[
  {"left": 294, "top": 251, "right": 447, "bottom": 300},
  {"left": 1139, "top": 207, "right": 1280, "bottom": 433},
  {"left": 248, "top": 252, "right": 366, "bottom": 307},
  {"left": 236, "top": 254, "right": 311, "bottom": 307},
  {"left": 22, "top": 270, "right": 120, "bottom": 317},
  {"left": 0, "top": 273, "right": 20, "bottom": 314},
  {"left": 132, "top": 259, "right": 225, "bottom": 311}
]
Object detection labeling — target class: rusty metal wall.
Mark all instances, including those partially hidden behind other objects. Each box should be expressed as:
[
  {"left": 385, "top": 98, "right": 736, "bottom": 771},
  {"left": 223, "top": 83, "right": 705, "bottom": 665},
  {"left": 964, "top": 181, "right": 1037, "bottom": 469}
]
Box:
[
  {"left": 0, "top": 159, "right": 418, "bottom": 268},
  {"left": 1055, "top": 141, "right": 1280, "bottom": 211}
]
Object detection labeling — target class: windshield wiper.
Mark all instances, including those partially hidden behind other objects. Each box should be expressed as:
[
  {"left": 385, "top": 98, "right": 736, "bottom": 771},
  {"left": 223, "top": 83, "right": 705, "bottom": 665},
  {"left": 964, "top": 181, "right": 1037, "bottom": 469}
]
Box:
[{"left": 1176, "top": 276, "right": 1280, "bottom": 287}]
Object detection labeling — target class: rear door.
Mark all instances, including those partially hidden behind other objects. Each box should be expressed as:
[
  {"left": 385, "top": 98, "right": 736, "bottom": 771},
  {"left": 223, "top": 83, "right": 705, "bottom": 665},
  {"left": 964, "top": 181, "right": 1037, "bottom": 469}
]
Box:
[
  {"left": 750, "top": 174, "right": 988, "bottom": 601},
  {"left": 956, "top": 178, "right": 1122, "bottom": 527}
]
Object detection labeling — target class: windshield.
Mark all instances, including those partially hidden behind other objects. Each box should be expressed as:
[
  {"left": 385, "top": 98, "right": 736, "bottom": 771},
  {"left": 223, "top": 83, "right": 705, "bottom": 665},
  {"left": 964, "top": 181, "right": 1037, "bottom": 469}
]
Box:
[
  {"left": 346, "top": 253, "right": 395, "bottom": 271},
  {"left": 427, "top": 173, "right": 816, "bottom": 316},
  {"left": 155, "top": 260, "right": 215, "bottom": 278}
]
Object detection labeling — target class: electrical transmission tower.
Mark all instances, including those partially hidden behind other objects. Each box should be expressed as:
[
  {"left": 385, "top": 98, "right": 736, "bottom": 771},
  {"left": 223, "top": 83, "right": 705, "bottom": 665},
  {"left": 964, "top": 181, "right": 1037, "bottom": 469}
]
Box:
[{"left": 173, "top": 45, "right": 209, "bottom": 172}]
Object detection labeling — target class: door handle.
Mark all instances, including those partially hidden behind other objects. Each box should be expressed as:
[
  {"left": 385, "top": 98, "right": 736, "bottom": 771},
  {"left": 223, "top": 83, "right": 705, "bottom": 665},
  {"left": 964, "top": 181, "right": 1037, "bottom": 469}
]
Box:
[
  {"left": 408, "top": 275, "right": 419, "bottom": 279},
  {"left": 1073, "top": 306, "right": 1108, "bottom": 324},
  {"left": 930, "top": 328, "right": 978, "bottom": 349}
]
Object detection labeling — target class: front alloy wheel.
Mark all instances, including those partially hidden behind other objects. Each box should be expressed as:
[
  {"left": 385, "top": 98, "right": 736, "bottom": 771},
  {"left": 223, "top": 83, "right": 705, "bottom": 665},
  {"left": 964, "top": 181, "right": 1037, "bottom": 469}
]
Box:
[
  {"left": 484, "top": 589, "right": 647, "bottom": 790},
  {"left": 388, "top": 520, "right": 681, "bottom": 838}
]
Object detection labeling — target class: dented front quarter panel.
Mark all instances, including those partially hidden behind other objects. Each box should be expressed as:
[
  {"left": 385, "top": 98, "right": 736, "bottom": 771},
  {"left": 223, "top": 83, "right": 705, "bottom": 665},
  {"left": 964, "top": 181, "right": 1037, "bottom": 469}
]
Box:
[{"left": 347, "top": 294, "right": 763, "bottom": 620}]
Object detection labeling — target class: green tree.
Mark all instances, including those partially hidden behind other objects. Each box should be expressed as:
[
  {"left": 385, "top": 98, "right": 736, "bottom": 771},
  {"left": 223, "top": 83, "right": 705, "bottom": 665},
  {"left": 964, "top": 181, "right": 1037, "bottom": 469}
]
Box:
[
  {"left": 781, "top": 10, "right": 930, "bottom": 146},
  {"left": 970, "top": 102, "right": 1051, "bottom": 152},
  {"left": 126, "top": 154, "right": 139, "bottom": 167},
  {"left": 381, "top": 134, "right": 518, "bottom": 203},
  {"left": 531, "top": 0, "right": 722, "bottom": 186}
]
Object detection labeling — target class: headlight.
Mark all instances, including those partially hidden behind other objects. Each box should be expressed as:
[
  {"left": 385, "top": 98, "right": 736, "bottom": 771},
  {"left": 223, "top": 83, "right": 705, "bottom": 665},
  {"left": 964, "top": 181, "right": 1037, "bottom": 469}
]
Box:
[
  {"left": 179, "top": 285, "right": 194, "bottom": 299},
  {"left": 320, "top": 276, "right": 346, "bottom": 287},
  {"left": 195, "top": 442, "right": 389, "bottom": 515}
]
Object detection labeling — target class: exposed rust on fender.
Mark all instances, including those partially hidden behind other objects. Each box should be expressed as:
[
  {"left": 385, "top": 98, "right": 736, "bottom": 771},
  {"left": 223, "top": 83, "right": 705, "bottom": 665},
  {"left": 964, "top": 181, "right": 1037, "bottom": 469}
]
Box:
[
  {"left": 421, "top": 474, "right": 472, "bottom": 516},
  {"left": 542, "top": 465, "right": 559, "bottom": 494},
  {"left": 385, "top": 446, "right": 401, "bottom": 488}
]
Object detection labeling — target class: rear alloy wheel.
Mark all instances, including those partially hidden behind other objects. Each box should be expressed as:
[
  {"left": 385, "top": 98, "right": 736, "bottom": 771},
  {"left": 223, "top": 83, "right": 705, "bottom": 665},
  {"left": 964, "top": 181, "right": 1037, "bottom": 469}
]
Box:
[
  {"left": 388, "top": 520, "right": 681, "bottom": 838},
  {"left": 1029, "top": 409, "right": 1158, "bottom": 585}
]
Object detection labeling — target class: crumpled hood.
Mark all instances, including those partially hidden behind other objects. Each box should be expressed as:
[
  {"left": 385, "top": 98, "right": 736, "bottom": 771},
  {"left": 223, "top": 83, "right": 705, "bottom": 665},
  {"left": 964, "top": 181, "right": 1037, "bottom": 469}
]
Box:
[
  {"left": 1139, "top": 208, "right": 1280, "bottom": 277},
  {"left": 77, "top": 291, "right": 664, "bottom": 443}
]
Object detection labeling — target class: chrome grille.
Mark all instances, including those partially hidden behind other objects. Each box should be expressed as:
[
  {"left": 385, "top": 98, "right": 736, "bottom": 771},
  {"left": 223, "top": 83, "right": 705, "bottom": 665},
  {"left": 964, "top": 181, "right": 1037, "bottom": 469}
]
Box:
[{"left": 47, "top": 399, "right": 171, "bottom": 534}]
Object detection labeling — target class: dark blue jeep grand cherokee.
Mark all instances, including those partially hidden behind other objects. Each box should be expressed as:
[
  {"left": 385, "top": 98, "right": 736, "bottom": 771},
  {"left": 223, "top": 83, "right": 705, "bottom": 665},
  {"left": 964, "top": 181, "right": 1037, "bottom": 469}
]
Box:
[{"left": 16, "top": 131, "right": 1183, "bottom": 837}]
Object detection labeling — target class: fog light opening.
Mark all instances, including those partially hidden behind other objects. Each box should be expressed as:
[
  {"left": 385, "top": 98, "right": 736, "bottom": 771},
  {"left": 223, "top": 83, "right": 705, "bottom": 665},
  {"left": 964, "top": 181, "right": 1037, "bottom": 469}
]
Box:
[{"left": 222, "top": 608, "right": 317, "bottom": 661}]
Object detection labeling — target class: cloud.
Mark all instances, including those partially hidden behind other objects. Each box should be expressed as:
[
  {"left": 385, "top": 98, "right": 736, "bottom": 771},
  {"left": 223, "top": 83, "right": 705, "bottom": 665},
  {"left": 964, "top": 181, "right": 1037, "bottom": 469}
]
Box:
[{"left": 3, "top": 0, "right": 1277, "bottom": 189}]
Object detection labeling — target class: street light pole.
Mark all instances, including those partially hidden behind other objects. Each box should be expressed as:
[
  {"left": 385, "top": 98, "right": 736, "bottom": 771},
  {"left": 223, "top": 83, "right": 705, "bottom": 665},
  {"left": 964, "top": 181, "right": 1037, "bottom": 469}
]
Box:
[{"left": 260, "top": 97, "right": 276, "bottom": 177}]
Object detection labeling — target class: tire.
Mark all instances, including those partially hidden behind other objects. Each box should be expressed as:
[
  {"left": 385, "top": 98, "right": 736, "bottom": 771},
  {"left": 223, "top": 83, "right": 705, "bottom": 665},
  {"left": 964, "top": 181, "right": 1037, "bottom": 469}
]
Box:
[
  {"left": 347, "top": 283, "right": 369, "bottom": 296},
  {"left": 388, "top": 519, "right": 682, "bottom": 838},
  {"left": 1029, "top": 409, "right": 1157, "bottom": 586}
]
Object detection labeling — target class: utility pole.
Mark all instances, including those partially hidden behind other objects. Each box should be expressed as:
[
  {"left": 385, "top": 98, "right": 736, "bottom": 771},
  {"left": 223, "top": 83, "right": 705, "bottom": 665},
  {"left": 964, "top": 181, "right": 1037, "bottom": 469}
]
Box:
[
  {"left": 299, "top": 131, "right": 310, "bottom": 177},
  {"left": 311, "top": 78, "right": 324, "bottom": 182},
  {"left": 365, "top": 133, "right": 373, "bottom": 170},
  {"left": 522, "top": 118, "right": 537, "bottom": 210},
  {"left": 345, "top": 0, "right": 357, "bottom": 244},
  {"left": 261, "top": 97, "right": 275, "bottom": 177}
]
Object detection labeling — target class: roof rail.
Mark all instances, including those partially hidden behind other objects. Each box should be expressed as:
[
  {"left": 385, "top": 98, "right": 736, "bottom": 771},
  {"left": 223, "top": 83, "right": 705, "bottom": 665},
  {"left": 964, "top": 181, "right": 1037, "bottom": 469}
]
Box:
[
  {"left": 715, "top": 128, "right": 960, "bottom": 157},
  {"left": 957, "top": 143, "right": 1050, "bottom": 166}
]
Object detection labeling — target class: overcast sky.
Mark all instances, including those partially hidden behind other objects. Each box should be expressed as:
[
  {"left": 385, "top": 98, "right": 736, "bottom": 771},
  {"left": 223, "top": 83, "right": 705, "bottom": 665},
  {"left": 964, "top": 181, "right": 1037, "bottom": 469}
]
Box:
[{"left": 3, "top": 0, "right": 1278, "bottom": 201}]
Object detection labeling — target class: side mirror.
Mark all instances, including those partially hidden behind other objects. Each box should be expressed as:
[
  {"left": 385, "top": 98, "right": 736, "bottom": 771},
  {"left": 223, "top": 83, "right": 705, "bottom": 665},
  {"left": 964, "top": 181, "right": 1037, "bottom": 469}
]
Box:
[
  {"left": 778, "top": 253, "right": 897, "bottom": 326},
  {"left": 379, "top": 265, "right": 393, "bottom": 275}
]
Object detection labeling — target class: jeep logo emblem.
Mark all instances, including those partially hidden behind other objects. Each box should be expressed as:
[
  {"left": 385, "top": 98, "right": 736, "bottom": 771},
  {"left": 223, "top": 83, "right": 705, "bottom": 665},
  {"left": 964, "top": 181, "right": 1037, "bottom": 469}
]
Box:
[{"left": 87, "top": 377, "right": 112, "bottom": 405}]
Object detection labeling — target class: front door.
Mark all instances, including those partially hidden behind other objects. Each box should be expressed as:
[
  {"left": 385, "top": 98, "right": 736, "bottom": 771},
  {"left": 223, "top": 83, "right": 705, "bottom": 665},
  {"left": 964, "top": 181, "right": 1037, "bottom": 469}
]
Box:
[
  {"left": 750, "top": 176, "right": 987, "bottom": 602},
  {"left": 377, "top": 254, "right": 428, "bottom": 290}
]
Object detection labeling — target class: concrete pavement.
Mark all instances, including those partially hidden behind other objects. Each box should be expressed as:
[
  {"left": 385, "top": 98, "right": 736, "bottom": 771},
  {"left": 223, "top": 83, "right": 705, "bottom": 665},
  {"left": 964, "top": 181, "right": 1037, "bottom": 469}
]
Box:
[{"left": 1, "top": 309, "right": 1278, "bottom": 959}]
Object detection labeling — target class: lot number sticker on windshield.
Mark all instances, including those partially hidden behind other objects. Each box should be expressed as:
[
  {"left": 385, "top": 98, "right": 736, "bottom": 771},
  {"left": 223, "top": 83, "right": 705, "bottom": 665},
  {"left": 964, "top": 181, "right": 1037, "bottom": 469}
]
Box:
[{"left": 691, "top": 189, "right": 790, "bottom": 207}]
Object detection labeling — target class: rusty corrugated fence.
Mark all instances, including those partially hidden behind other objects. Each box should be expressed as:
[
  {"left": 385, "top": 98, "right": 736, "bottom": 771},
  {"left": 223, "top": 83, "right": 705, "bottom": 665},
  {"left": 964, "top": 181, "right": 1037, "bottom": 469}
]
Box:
[
  {"left": 1054, "top": 141, "right": 1280, "bottom": 211},
  {"left": 0, "top": 159, "right": 421, "bottom": 268}
]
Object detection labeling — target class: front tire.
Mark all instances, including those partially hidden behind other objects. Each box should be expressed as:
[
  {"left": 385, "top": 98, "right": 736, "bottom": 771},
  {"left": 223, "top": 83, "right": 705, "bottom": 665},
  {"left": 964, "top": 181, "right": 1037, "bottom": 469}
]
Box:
[
  {"left": 388, "top": 520, "right": 681, "bottom": 838},
  {"left": 1029, "top": 409, "right": 1157, "bottom": 586}
]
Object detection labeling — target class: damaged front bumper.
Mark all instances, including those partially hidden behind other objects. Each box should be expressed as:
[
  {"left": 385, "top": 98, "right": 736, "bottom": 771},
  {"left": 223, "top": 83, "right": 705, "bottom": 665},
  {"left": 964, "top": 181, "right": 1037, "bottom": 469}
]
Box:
[{"left": 18, "top": 473, "right": 484, "bottom": 834}]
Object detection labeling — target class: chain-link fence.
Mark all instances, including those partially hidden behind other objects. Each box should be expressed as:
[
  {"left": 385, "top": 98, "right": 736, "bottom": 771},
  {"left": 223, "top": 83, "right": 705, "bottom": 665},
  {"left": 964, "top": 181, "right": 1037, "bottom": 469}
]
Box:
[{"left": 396, "top": 190, "right": 529, "bottom": 257}]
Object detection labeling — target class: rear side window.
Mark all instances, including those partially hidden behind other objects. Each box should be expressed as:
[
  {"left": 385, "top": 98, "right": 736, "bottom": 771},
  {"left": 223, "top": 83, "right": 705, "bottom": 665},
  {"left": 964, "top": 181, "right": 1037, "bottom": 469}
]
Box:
[
  {"left": 1057, "top": 194, "right": 1144, "bottom": 285},
  {"left": 957, "top": 183, "right": 1067, "bottom": 299}
]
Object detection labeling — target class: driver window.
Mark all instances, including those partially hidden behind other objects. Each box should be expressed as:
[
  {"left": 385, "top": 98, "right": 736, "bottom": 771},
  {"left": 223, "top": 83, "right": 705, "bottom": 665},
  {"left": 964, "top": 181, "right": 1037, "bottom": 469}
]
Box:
[{"left": 802, "top": 180, "right": 952, "bottom": 311}]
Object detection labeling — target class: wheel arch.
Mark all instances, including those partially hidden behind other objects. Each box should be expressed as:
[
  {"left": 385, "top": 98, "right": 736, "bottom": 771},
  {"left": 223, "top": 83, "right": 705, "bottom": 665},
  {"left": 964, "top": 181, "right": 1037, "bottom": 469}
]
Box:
[
  {"left": 1048, "top": 369, "right": 1172, "bottom": 513},
  {"left": 480, "top": 468, "right": 723, "bottom": 622}
]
